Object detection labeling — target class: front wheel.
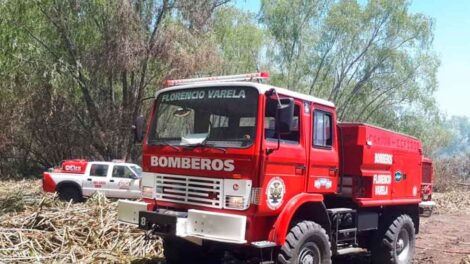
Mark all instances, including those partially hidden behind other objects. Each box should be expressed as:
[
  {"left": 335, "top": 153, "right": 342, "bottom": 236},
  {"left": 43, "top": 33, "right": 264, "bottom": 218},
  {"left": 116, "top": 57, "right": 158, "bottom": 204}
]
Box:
[
  {"left": 372, "top": 214, "right": 416, "bottom": 264},
  {"left": 278, "top": 221, "right": 331, "bottom": 264}
]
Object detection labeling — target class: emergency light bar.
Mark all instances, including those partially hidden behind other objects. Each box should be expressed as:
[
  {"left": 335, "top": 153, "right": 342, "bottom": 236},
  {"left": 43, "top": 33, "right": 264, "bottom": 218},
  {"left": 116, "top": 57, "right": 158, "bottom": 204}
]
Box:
[{"left": 163, "top": 72, "right": 270, "bottom": 87}]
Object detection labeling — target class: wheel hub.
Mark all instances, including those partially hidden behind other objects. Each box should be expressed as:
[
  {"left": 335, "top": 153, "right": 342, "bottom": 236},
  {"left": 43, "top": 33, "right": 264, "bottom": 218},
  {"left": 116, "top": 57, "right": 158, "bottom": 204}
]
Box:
[
  {"left": 396, "top": 228, "right": 411, "bottom": 262},
  {"left": 397, "top": 238, "right": 405, "bottom": 252},
  {"left": 300, "top": 253, "right": 314, "bottom": 264},
  {"left": 298, "top": 242, "right": 320, "bottom": 264}
]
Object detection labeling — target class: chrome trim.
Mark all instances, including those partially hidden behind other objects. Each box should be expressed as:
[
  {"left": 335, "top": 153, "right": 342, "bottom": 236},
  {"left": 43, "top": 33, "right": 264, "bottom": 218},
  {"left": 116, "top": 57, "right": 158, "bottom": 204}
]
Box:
[{"left": 154, "top": 174, "right": 223, "bottom": 209}]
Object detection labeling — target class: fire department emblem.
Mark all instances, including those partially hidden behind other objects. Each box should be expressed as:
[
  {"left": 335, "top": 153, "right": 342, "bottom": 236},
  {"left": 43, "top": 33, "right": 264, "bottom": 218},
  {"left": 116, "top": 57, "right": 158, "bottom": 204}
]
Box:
[
  {"left": 395, "top": 171, "right": 403, "bottom": 182},
  {"left": 266, "top": 177, "right": 285, "bottom": 210}
]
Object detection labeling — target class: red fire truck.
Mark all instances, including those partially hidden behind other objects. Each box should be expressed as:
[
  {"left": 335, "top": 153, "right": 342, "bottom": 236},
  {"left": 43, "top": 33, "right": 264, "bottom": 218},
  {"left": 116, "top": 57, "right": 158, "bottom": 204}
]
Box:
[{"left": 118, "top": 72, "right": 433, "bottom": 264}]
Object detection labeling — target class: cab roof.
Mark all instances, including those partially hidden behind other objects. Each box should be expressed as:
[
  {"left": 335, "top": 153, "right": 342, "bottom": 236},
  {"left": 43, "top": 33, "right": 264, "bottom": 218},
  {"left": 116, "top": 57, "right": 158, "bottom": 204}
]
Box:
[{"left": 154, "top": 81, "right": 335, "bottom": 108}]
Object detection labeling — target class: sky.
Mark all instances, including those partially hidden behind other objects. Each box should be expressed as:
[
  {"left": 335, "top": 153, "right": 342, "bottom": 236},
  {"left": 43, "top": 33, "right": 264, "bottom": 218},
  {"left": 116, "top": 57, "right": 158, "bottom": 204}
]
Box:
[{"left": 234, "top": 0, "right": 470, "bottom": 118}]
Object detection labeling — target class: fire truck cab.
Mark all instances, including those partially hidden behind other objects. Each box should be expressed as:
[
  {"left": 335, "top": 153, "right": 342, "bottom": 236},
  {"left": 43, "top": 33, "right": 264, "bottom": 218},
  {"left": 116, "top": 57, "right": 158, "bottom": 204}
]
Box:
[{"left": 118, "top": 72, "right": 430, "bottom": 264}]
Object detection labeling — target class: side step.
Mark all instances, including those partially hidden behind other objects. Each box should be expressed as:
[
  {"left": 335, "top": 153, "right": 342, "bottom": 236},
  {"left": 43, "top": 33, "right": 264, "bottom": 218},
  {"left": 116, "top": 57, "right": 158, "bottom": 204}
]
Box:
[
  {"left": 336, "top": 247, "right": 368, "bottom": 255},
  {"left": 327, "top": 208, "right": 358, "bottom": 251}
]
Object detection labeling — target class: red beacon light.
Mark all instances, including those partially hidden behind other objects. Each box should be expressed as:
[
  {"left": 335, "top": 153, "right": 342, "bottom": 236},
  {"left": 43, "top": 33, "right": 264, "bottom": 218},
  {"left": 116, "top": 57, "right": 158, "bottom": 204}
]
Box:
[
  {"left": 259, "top": 71, "right": 269, "bottom": 78},
  {"left": 163, "top": 72, "right": 270, "bottom": 87}
]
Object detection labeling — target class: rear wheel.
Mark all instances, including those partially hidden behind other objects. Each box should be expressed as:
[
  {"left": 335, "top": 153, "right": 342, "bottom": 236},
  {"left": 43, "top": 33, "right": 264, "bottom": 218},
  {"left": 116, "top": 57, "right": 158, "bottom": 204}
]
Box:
[
  {"left": 57, "top": 185, "right": 82, "bottom": 203},
  {"left": 371, "top": 214, "right": 415, "bottom": 264},
  {"left": 278, "top": 221, "right": 331, "bottom": 264}
]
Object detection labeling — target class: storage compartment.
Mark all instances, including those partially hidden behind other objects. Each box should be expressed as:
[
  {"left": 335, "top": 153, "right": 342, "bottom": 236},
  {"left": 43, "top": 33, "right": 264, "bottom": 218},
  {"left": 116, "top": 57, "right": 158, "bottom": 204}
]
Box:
[
  {"left": 337, "top": 123, "right": 423, "bottom": 204},
  {"left": 55, "top": 159, "right": 88, "bottom": 174}
]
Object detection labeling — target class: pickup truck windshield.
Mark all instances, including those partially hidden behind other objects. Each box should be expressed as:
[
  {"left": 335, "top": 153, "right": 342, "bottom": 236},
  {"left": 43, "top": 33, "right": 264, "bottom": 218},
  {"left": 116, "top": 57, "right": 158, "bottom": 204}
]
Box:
[{"left": 149, "top": 86, "right": 258, "bottom": 148}]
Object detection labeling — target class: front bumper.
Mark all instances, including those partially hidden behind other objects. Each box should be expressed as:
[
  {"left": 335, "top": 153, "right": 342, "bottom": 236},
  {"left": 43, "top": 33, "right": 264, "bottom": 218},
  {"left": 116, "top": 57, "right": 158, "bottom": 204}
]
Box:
[
  {"left": 117, "top": 200, "right": 247, "bottom": 244},
  {"left": 419, "top": 200, "right": 436, "bottom": 209},
  {"left": 419, "top": 200, "right": 436, "bottom": 217}
]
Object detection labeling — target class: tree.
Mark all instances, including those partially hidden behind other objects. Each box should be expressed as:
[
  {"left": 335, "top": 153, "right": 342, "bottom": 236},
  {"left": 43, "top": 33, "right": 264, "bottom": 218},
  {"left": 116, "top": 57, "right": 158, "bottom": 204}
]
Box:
[
  {"left": 260, "top": 0, "right": 445, "bottom": 154},
  {"left": 211, "top": 6, "right": 264, "bottom": 74},
  {"left": 0, "top": 0, "right": 229, "bottom": 176}
]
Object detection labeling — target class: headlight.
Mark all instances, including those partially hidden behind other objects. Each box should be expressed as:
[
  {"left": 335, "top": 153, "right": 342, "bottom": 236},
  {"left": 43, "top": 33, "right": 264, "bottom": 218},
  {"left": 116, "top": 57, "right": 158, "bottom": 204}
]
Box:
[
  {"left": 142, "top": 186, "right": 154, "bottom": 199},
  {"left": 225, "top": 196, "right": 245, "bottom": 209},
  {"left": 223, "top": 179, "right": 251, "bottom": 210}
]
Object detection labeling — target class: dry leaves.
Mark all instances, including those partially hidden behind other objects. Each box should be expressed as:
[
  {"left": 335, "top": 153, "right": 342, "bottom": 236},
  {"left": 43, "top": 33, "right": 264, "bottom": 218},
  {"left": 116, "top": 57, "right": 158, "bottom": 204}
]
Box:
[
  {"left": 0, "top": 180, "right": 162, "bottom": 263},
  {"left": 433, "top": 190, "right": 470, "bottom": 214}
]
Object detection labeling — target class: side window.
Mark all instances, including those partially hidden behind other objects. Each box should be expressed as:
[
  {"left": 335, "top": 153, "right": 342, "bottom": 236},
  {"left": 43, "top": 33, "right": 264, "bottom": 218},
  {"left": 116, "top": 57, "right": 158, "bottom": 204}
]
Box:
[
  {"left": 313, "top": 111, "right": 333, "bottom": 147},
  {"left": 112, "top": 165, "right": 136, "bottom": 179},
  {"left": 265, "top": 99, "right": 300, "bottom": 144},
  {"left": 130, "top": 165, "right": 142, "bottom": 177},
  {"left": 89, "top": 164, "right": 109, "bottom": 177}
]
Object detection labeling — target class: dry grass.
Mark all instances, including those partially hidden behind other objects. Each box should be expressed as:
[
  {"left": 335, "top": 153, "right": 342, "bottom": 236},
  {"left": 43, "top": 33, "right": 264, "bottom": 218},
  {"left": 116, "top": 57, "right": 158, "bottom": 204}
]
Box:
[
  {"left": 0, "top": 180, "right": 161, "bottom": 263},
  {"left": 2, "top": 179, "right": 470, "bottom": 263}
]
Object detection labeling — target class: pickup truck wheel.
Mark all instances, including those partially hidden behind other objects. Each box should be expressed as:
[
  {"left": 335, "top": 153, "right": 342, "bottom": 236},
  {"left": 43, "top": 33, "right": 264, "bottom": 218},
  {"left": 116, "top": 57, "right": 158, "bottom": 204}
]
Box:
[
  {"left": 278, "top": 221, "right": 331, "bottom": 264},
  {"left": 371, "top": 214, "right": 415, "bottom": 264},
  {"left": 58, "top": 186, "right": 82, "bottom": 203},
  {"left": 163, "top": 237, "right": 223, "bottom": 264}
]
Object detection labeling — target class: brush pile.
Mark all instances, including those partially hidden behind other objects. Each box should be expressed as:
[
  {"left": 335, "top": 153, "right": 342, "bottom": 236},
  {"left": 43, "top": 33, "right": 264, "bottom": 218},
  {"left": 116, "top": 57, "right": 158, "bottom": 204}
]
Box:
[
  {"left": 0, "top": 180, "right": 162, "bottom": 263},
  {"left": 461, "top": 255, "right": 470, "bottom": 264},
  {"left": 433, "top": 190, "right": 470, "bottom": 214}
]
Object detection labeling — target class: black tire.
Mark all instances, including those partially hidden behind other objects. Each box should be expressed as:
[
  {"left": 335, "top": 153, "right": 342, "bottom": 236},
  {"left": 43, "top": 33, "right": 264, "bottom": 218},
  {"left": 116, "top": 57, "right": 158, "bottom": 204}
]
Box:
[
  {"left": 371, "top": 214, "right": 416, "bottom": 264},
  {"left": 163, "top": 237, "right": 223, "bottom": 264},
  {"left": 57, "top": 185, "right": 82, "bottom": 203},
  {"left": 278, "top": 221, "right": 331, "bottom": 264}
]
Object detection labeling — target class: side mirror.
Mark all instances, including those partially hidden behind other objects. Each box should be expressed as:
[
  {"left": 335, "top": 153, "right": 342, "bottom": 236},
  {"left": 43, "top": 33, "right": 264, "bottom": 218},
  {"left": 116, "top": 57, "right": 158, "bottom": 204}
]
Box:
[
  {"left": 276, "top": 98, "right": 294, "bottom": 133},
  {"left": 133, "top": 115, "right": 145, "bottom": 143}
]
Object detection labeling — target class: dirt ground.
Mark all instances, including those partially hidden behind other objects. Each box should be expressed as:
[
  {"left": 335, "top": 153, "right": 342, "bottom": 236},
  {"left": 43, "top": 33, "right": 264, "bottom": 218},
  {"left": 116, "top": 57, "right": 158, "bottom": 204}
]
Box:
[
  {"left": 333, "top": 212, "right": 470, "bottom": 264},
  {"left": 414, "top": 213, "right": 470, "bottom": 264},
  {"left": 137, "top": 212, "right": 470, "bottom": 264}
]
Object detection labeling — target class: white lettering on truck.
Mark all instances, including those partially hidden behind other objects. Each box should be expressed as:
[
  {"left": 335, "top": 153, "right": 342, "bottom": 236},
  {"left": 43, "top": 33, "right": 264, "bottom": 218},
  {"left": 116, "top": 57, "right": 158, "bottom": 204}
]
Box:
[
  {"left": 150, "top": 156, "right": 235, "bottom": 172},
  {"left": 374, "top": 153, "right": 393, "bottom": 165},
  {"left": 64, "top": 165, "right": 82, "bottom": 172},
  {"left": 161, "top": 89, "right": 246, "bottom": 102}
]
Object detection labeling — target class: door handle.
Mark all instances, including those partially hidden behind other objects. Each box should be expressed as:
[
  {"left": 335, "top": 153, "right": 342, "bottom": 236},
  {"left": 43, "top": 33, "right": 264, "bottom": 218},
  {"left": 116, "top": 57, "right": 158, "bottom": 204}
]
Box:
[
  {"left": 329, "top": 168, "right": 338, "bottom": 176},
  {"left": 87, "top": 178, "right": 92, "bottom": 181},
  {"left": 110, "top": 179, "right": 115, "bottom": 183},
  {"left": 295, "top": 165, "right": 306, "bottom": 175}
]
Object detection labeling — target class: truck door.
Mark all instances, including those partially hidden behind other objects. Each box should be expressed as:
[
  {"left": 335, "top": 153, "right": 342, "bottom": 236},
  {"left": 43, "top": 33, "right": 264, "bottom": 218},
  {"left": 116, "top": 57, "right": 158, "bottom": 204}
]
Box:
[
  {"left": 108, "top": 165, "right": 141, "bottom": 199},
  {"left": 82, "top": 163, "right": 112, "bottom": 196},
  {"left": 307, "top": 107, "right": 339, "bottom": 194},
  {"left": 263, "top": 97, "right": 307, "bottom": 211}
]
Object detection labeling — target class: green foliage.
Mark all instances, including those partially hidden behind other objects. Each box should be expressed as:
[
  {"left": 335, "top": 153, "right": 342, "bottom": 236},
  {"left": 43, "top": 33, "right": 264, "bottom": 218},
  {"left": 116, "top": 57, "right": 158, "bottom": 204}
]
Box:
[
  {"left": 0, "top": 0, "right": 454, "bottom": 177},
  {"left": 211, "top": 6, "right": 264, "bottom": 74},
  {"left": 0, "top": 0, "right": 229, "bottom": 177},
  {"left": 260, "top": 0, "right": 447, "bottom": 154}
]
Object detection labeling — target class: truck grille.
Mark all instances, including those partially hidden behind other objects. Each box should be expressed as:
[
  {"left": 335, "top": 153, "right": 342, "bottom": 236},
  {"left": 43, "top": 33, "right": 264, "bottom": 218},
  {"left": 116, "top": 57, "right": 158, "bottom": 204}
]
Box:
[{"left": 154, "top": 174, "right": 223, "bottom": 208}]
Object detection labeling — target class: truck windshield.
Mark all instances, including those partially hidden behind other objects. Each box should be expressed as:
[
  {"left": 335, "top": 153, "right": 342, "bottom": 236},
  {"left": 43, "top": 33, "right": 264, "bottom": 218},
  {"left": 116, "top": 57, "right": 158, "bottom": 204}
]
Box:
[{"left": 148, "top": 86, "right": 258, "bottom": 148}]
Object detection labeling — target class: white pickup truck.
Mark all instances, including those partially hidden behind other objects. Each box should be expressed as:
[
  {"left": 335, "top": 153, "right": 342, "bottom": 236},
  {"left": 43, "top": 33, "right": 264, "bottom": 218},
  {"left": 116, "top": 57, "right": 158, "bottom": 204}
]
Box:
[{"left": 42, "top": 160, "right": 142, "bottom": 202}]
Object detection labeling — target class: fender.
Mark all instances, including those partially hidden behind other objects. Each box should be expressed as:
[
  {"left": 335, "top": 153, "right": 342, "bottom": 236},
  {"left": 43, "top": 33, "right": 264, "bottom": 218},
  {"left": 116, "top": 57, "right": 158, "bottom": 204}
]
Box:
[
  {"left": 42, "top": 172, "right": 57, "bottom": 192},
  {"left": 269, "top": 193, "right": 325, "bottom": 244}
]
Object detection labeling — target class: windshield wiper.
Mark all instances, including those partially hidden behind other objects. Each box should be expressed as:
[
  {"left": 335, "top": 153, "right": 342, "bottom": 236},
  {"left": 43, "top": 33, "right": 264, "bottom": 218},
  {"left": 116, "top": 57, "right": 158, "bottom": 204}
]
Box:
[{"left": 182, "top": 142, "right": 226, "bottom": 153}]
